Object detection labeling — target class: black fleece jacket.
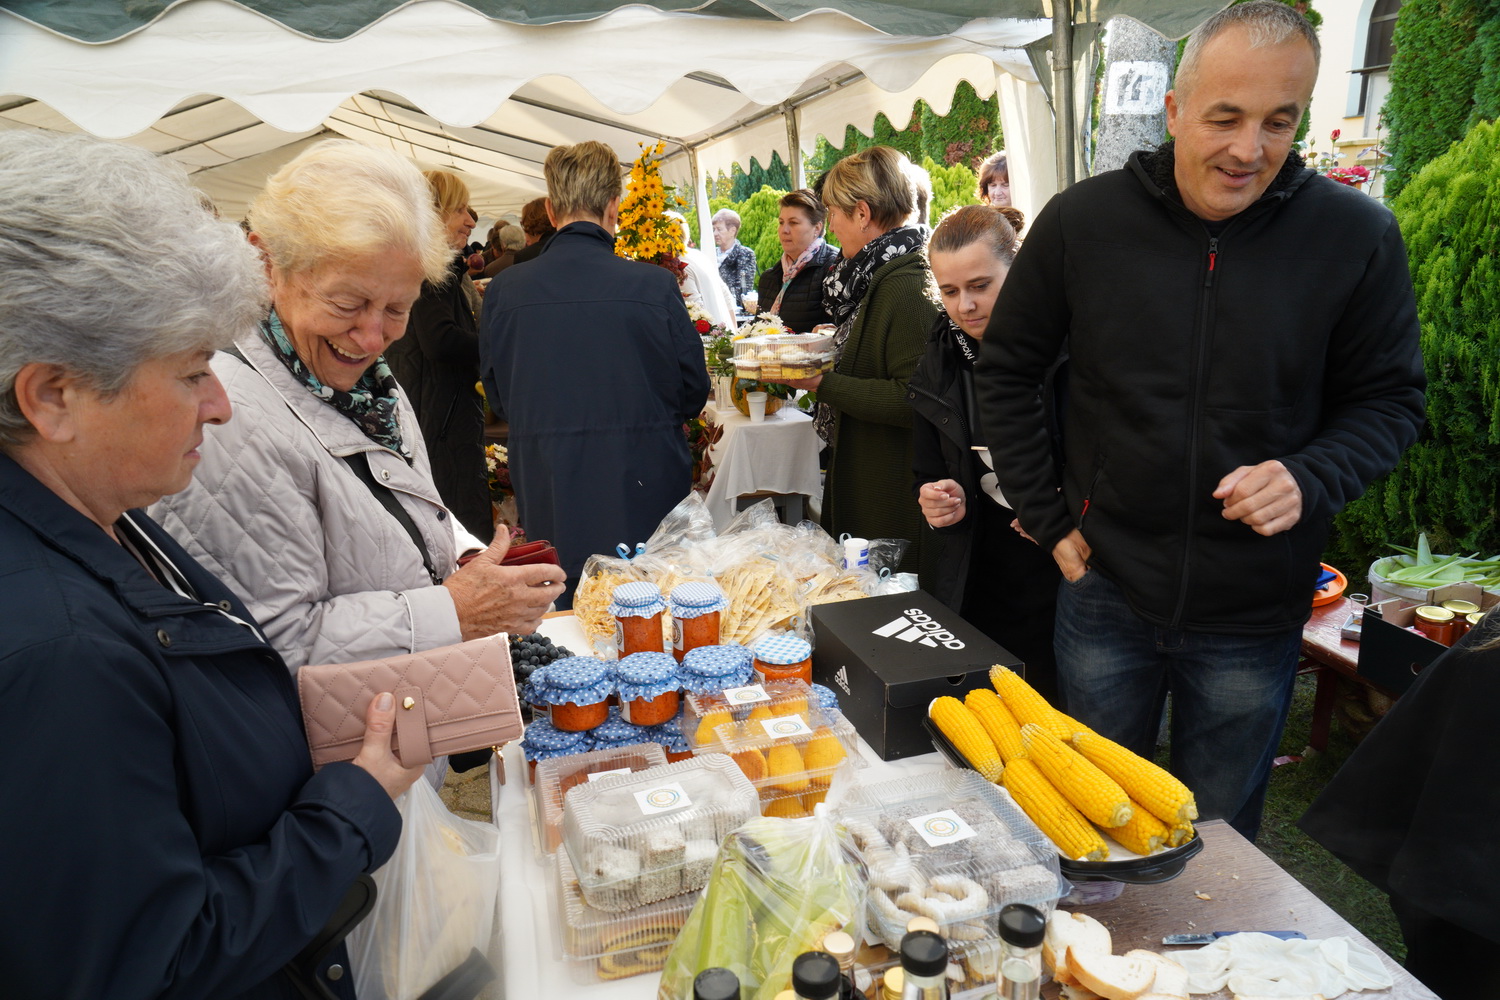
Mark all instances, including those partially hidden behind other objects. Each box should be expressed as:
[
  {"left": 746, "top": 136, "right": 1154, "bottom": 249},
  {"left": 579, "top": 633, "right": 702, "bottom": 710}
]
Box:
[{"left": 976, "top": 145, "right": 1426, "bottom": 634}]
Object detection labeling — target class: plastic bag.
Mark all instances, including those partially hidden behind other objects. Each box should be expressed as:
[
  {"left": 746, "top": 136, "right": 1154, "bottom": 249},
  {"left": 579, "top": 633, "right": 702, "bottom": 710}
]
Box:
[
  {"left": 348, "top": 780, "right": 501, "bottom": 1000},
  {"left": 656, "top": 812, "right": 866, "bottom": 1000}
]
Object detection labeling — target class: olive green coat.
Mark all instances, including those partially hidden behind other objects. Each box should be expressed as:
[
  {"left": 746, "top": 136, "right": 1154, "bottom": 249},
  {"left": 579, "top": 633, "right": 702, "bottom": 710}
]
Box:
[{"left": 817, "top": 250, "right": 939, "bottom": 574}]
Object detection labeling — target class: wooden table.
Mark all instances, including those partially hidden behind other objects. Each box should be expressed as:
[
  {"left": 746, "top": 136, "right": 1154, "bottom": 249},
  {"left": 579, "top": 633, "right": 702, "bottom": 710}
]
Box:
[
  {"left": 1299, "top": 598, "right": 1398, "bottom": 752},
  {"left": 1068, "top": 820, "right": 1434, "bottom": 1000}
]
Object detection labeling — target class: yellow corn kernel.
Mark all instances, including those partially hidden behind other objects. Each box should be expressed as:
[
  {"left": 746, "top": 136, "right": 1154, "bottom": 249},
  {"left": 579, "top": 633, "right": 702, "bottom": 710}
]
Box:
[
  {"left": 965, "top": 688, "right": 1027, "bottom": 763},
  {"left": 1167, "top": 821, "right": 1196, "bottom": 847},
  {"left": 1021, "top": 723, "right": 1132, "bottom": 828},
  {"left": 1002, "top": 758, "right": 1108, "bottom": 861},
  {"left": 803, "top": 727, "right": 847, "bottom": 787},
  {"left": 766, "top": 742, "right": 809, "bottom": 792},
  {"left": 694, "top": 709, "right": 733, "bottom": 746},
  {"left": 990, "top": 666, "right": 1073, "bottom": 741},
  {"left": 763, "top": 794, "right": 805, "bottom": 818},
  {"left": 1102, "top": 798, "right": 1171, "bottom": 855},
  {"left": 929, "top": 696, "right": 1004, "bottom": 782},
  {"left": 1070, "top": 730, "right": 1199, "bottom": 826}
]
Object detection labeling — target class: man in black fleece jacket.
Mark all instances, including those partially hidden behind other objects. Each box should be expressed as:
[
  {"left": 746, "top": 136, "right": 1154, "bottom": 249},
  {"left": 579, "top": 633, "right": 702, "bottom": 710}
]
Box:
[{"left": 976, "top": 1, "right": 1425, "bottom": 839}]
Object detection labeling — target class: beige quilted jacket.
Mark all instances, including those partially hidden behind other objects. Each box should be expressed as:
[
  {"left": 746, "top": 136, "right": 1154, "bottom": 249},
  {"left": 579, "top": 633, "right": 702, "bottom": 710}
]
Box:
[{"left": 152, "top": 330, "right": 484, "bottom": 672}]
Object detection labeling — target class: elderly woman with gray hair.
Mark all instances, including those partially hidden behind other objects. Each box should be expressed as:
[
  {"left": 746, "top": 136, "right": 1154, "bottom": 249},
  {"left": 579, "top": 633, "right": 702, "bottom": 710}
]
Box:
[
  {"left": 154, "top": 141, "right": 565, "bottom": 684},
  {"left": 712, "top": 207, "right": 757, "bottom": 310},
  {"left": 0, "top": 130, "right": 421, "bottom": 998}
]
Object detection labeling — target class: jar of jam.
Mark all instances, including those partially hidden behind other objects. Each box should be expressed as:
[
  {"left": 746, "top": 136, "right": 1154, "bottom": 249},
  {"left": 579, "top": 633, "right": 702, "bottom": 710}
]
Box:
[
  {"left": 609, "top": 581, "right": 667, "bottom": 656},
  {"left": 534, "top": 655, "right": 615, "bottom": 731},
  {"left": 670, "top": 582, "right": 729, "bottom": 661},
  {"left": 751, "top": 633, "right": 813, "bottom": 685},
  {"left": 616, "top": 651, "right": 681, "bottom": 725},
  {"left": 1413, "top": 605, "right": 1458, "bottom": 647}
]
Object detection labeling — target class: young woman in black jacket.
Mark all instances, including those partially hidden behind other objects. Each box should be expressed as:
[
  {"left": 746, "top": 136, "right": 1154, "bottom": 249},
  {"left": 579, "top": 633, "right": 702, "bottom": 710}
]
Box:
[{"left": 908, "top": 205, "right": 1060, "bottom": 702}]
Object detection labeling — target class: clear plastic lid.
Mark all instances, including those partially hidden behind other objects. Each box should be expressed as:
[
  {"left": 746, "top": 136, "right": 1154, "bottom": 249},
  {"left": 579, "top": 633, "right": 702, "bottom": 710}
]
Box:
[
  {"left": 836, "top": 770, "right": 1066, "bottom": 950},
  {"left": 561, "top": 753, "right": 757, "bottom": 911},
  {"left": 552, "top": 845, "right": 698, "bottom": 979},
  {"left": 681, "top": 678, "right": 817, "bottom": 751},
  {"left": 533, "top": 742, "right": 668, "bottom": 856},
  {"left": 691, "top": 698, "right": 866, "bottom": 800}
]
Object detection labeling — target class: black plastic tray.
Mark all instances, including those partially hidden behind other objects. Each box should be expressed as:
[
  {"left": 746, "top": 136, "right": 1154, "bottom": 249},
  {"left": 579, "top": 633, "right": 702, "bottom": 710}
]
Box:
[{"left": 921, "top": 716, "right": 1202, "bottom": 884}]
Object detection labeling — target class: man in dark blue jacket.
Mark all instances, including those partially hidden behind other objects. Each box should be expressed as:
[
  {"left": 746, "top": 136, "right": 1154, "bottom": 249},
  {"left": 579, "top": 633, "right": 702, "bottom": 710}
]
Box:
[
  {"left": 977, "top": 2, "right": 1425, "bottom": 839},
  {"left": 480, "top": 141, "right": 709, "bottom": 603}
]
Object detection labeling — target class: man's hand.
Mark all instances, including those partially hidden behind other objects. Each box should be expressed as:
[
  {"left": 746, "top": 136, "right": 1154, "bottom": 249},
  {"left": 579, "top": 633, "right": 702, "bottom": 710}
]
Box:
[
  {"left": 918, "top": 479, "right": 967, "bottom": 528},
  {"left": 1213, "top": 460, "right": 1303, "bottom": 536},
  {"left": 442, "top": 533, "right": 567, "bottom": 639},
  {"left": 1052, "top": 529, "right": 1092, "bottom": 582}
]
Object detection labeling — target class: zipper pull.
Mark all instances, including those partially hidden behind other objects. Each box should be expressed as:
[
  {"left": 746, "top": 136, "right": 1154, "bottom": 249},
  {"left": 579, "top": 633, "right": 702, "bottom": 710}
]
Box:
[{"left": 1204, "top": 237, "right": 1219, "bottom": 288}]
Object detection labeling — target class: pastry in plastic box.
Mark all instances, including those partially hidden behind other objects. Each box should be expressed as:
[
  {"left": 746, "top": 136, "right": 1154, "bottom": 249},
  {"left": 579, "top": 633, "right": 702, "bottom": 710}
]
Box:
[
  {"left": 561, "top": 753, "right": 756, "bottom": 911},
  {"left": 552, "top": 846, "right": 698, "bottom": 983},
  {"left": 682, "top": 677, "right": 815, "bottom": 750},
  {"left": 531, "top": 742, "right": 667, "bottom": 856},
  {"left": 836, "top": 769, "right": 1066, "bottom": 951}
]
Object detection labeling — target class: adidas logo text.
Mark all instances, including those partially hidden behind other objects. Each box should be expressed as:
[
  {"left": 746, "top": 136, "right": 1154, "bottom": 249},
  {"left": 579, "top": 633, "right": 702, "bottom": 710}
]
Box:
[
  {"left": 833, "top": 665, "right": 851, "bottom": 696},
  {"left": 871, "top": 608, "right": 966, "bottom": 650}
]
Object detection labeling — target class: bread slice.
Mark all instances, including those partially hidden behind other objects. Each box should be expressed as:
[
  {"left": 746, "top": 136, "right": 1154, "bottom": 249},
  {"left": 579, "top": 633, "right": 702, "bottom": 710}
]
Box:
[
  {"left": 1061, "top": 984, "right": 1104, "bottom": 1000},
  {"left": 1045, "top": 910, "right": 1113, "bottom": 985},
  {"left": 1067, "top": 947, "right": 1159, "bottom": 1000},
  {"left": 1124, "top": 950, "right": 1189, "bottom": 1000},
  {"left": 1233, "top": 995, "right": 1326, "bottom": 1000}
]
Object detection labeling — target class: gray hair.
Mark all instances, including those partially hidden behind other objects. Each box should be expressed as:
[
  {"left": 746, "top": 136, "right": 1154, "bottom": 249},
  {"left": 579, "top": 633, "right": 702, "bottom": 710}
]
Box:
[
  {"left": 0, "top": 131, "right": 266, "bottom": 448},
  {"left": 1175, "top": 1, "right": 1321, "bottom": 98},
  {"left": 711, "top": 208, "right": 742, "bottom": 232},
  {"left": 250, "top": 140, "right": 451, "bottom": 285},
  {"left": 496, "top": 223, "right": 526, "bottom": 252}
]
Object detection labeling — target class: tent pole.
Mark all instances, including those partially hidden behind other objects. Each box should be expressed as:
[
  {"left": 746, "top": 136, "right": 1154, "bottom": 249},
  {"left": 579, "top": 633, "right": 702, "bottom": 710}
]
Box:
[
  {"left": 686, "top": 144, "right": 711, "bottom": 250},
  {"left": 783, "top": 102, "right": 803, "bottom": 190},
  {"left": 1052, "top": 0, "right": 1076, "bottom": 188}
]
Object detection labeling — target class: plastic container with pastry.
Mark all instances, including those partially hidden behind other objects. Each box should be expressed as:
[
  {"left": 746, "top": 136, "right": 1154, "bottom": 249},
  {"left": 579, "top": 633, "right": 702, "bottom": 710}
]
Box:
[
  {"left": 561, "top": 752, "right": 757, "bottom": 912},
  {"left": 681, "top": 677, "right": 816, "bottom": 751},
  {"left": 550, "top": 844, "right": 699, "bottom": 983},
  {"left": 531, "top": 742, "right": 668, "bottom": 857}
]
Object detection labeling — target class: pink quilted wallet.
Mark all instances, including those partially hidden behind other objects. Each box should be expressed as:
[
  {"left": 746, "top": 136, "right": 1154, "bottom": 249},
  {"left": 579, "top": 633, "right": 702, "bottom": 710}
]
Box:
[{"left": 297, "top": 635, "right": 522, "bottom": 769}]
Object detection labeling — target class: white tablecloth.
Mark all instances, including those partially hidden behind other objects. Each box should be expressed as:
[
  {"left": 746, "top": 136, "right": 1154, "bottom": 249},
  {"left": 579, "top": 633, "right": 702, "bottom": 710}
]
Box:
[
  {"left": 495, "top": 614, "right": 943, "bottom": 998},
  {"left": 701, "top": 405, "right": 822, "bottom": 531}
]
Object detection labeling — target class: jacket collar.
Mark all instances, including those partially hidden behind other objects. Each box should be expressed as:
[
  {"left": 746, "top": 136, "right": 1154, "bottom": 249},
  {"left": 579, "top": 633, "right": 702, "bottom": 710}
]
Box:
[
  {"left": 552, "top": 220, "right": 615, "bottom": 250},
  {"left": 1128, "top": 141, "right": 1314, "bottom": 221}
]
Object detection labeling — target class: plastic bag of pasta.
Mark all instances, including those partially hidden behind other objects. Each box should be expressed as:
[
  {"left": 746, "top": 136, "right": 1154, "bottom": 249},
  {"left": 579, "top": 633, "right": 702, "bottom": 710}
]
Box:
[{"left": 656, "top": 812, "right": 866, "bottom": 1000}]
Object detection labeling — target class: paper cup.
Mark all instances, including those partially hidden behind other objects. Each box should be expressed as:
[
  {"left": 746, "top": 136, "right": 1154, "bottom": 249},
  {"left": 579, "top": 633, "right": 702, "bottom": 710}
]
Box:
[
  {"left": 746, "top": 391, "right": 767, "bottom": 422},
  {"left": 842, "top": 536, "right": 869, "bottom": 569},
  {"left": 742, "top": 291, "right": 760, "bottom": 315}
]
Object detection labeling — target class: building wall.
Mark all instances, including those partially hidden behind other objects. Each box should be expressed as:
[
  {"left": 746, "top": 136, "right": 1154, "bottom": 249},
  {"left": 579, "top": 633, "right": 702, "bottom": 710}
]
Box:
[{"left": 1307, "top": 0, "right": 1394, "bottom": 198}]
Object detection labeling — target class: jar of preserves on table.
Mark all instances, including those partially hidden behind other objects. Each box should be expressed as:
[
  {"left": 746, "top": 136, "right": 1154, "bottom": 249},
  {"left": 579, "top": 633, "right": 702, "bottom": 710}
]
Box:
[
  {"left": 530, "top": 655, "right": 616, "bottom": 731},
  {"left": 1413, "top": 605, "right": 1458, "bottom": 647},
  {"left": 609, "top": 581, "right": 667, "bottom": 656},
  {"left": 616, "top": 651, "right": 682, "bottom": 725},
  {"left": 751, "top": 633, "right": 813, "bottom": 685},
  {"left": 669, "top": 582, "right": 729, "bottom": 661}
]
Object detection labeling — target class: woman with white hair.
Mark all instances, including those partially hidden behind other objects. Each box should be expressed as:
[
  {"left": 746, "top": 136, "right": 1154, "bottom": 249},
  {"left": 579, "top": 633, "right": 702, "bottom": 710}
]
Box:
[
  {"left": 712, "top": 207, "right": 757, "bottom": 310},
  {"left": 154, "top": 141, "right": 564, "bottom": 680},
  {"left": 0, "top": 130, "right": 421, "bottom": 998}
]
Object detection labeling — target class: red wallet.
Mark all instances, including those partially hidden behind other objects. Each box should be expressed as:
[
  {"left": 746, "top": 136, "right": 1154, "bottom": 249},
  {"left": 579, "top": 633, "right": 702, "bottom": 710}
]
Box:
[{"left": 501, "top": 539, "right": 560, "bottom": 566}]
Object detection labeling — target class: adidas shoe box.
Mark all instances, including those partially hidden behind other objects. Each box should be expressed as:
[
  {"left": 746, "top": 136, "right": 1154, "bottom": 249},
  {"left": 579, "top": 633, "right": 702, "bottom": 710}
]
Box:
[{"left": 809, "top": 590, "right": 1022, "bottom": 761}]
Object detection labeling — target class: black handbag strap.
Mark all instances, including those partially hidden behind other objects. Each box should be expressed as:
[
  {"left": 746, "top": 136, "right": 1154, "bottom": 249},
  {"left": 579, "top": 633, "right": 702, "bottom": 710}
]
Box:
[
  {"left": 341, "top": 454, "right": 441, "bottom": 585},
  {"left": 221, "top": 343, "right": 442, "bottom": 584}
]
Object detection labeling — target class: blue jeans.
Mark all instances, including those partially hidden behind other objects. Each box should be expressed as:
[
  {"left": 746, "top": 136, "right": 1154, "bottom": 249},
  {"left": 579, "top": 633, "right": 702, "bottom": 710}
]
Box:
[{"left": 1053, "top": 570, "right": 1301, "bottom": 841}]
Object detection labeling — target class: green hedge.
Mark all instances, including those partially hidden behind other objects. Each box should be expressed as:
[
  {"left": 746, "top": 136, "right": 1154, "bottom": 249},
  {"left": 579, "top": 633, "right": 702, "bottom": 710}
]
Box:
[{"left": 1329, "top": 120, "right": 1500, "bottom": 568}]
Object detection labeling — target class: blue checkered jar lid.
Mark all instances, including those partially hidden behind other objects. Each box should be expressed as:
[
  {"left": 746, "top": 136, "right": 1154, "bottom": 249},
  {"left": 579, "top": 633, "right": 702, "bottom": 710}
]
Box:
[
  {"left": 752, "top": 633, "right": 812, "bottom": 665},
  {"left": 607, "top": 581, "right": 667, "bottom": 618},
  {"left": 521, "top": 718, "right": 591, "bottom": 753},
  {"left": 669, "top": 582, "right": 728, "bottom": 618},
  {"left": 530, "top": 655, "right": 615, "bottom": 706}
]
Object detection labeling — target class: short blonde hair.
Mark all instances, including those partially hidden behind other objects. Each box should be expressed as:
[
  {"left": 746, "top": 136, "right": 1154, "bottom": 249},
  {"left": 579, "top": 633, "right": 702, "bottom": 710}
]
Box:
[
  {"left": 544, "top": 141, "right": 623, "bottom": 221},
  {"left": 821, "top": 146, "right": 914, "bottom": 232},
  {"left": 423, "top": 169, "right": 470, "bottom": 218},
  {"left": 249, "top": 140, "right": 450, "bottom": 284}
]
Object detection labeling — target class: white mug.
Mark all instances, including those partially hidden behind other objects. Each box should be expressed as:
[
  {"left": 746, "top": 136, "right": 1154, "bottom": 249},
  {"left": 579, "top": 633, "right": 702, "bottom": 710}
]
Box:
[
  {"left": 842, "top": 536, "right": 870, "bottom": 569},
  {"left": 746, "top": 391, "right": 767, "bottom": 422}
]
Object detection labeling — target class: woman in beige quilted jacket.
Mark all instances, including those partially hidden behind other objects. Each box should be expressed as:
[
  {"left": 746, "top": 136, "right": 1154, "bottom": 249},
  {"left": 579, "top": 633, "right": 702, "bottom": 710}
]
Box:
[{"left": 153, "top": 141, "right": 564, "bottom": 681}]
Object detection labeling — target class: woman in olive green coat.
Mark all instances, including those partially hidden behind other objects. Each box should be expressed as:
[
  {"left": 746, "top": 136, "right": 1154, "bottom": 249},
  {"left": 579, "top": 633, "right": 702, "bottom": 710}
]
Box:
[{"left": 770, "top": 146, "right": 938, "bottom": 573}]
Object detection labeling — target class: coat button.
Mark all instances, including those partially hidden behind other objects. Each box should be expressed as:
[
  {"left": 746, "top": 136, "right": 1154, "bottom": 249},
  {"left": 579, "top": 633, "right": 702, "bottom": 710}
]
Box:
[
  {"left": 156, "top": 629, "right": 172, "bottom": 647},
  {"left": 218, "top": 600, "right": 232, "bottom": 611},
  {"left": 437, "top": 509, "right": 448, "bottom": 521},
  {"left": 380, "top": 469, "right": 391, "bottom": 481},
  {"left": 941, "top": 417, "right": 949, "bottom": 424},
  {"left": 326, "top": 964, "right": 345, "bottom": 981}
]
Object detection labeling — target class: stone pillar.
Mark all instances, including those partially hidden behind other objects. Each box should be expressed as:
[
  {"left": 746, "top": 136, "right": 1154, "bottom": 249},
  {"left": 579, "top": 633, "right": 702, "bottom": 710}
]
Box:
[{"left": 1094, "top": 16, "right": 1174, "bottom": 176}]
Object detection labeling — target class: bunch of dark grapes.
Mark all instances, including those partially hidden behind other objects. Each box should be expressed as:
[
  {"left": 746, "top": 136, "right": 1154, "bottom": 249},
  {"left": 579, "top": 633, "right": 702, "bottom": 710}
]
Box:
[{"left": 508, "top": 632, "right": 572, "bottom": 685}]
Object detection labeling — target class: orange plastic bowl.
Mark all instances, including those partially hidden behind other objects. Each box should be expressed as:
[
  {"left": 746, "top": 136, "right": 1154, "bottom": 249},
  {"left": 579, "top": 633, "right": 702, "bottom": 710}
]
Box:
[{"left": 1312, "top": 563, "right": 1348, "bottom": 607}]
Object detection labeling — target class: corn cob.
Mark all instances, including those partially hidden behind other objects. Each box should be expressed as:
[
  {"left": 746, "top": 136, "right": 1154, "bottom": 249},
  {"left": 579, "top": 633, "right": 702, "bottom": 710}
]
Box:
[
  {"left": 990, "top": 666, "right": 1073, "bottom": 741},
  {"left": 766, "top": 742, "right": 809, "bottom": 792},
  {"left": 929, "top": 696, "right": 1004, "bottom": 782},
  {"left": 1070, "top": 730, "right": 1199, "bottom": 826},
  {"left": 1102, "top": 798, "right": 1171, "bottom": 855},
  {"left": 1052, "top": 709, "right": 1096, "bottom": 741},
  {"left": 803, "top": 727, "right": 846, "bottom": 787},
  {"left": 965, "top": 688, "right": 1027, "bottom": 763},
  {"left": 1021, "top": 723, "right": 1132, "bottom": 828},
  {"left": 1001, "top": 758, "right": 1108, "bottom": 861},
  {"left": 1167, "top": 822, "right": 1196, "bottom": 847}
]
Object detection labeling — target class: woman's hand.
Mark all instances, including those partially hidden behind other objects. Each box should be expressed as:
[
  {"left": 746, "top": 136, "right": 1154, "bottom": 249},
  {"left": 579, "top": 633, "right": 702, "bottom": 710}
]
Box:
[
  {"left": 918, "top": 479, "right": 968, "bottom": 528},
  {"left": 778, "top": 374, "right": 823, "bottom": 391},
  {"left": 442, "top": 533, "right": 567, "bottom": 640},
  {"left": 352, "top": 692, "right": 428, "bottom": 799}
]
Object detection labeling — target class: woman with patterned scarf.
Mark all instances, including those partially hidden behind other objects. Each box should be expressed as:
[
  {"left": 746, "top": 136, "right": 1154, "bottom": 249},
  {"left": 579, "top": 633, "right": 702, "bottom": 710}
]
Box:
[
  {"left": 754, "top": 188, "right": 842, "bottom": 333},
  {"left": 906, "top": 204, "right": 1061, "bottom": 701},
  {"left": 153, "top": 141, "right": 564, "bottom": 693},
  {"left": 765, "top": 146, "right": 938, "bottom": 574}
]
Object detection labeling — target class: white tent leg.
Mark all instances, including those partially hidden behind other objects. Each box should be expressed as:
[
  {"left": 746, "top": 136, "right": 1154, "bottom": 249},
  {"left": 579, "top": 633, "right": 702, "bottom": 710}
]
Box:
[
  {"left": 994, "top": 72, "right": 1059, "bottom": 223},
  {"left": 686, "top": 144, "right": 711, "bottom": 249}
]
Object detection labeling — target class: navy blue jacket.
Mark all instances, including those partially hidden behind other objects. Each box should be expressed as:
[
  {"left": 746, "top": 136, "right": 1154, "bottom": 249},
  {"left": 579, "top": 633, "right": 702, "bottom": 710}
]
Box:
[
  {"left": 479, "top": 222, "right": 710, "bottom": 584},
  {"left": 0, "top": 454, "right": 400, "bottom": 999}
]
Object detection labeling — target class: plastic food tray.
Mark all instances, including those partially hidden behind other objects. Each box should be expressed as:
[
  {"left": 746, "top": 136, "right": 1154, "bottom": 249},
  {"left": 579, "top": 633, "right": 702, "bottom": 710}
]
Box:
[
  {"left": 836, "top": 769, "right": 1067, "bottom": 950},
  {"left": 689, "top": 699, "right": 866, "bottom": 807},
  {"left": 922, "top": 716, "right": 1204, "bottom": 884},
  {"left": 561, "top": 752, "right": 756, "bottom": 911},
  {"left": 551, "top": 845, "right": 699, "bottom": 984},
  {"left": 530, "top": 742, "right": 668, "bottom": 859},
  {"left": 732, "top": 333, "right": 834, "bottom": 381},
  {"left": 681, "top": 678, "right": 816, "bottom": 751}
]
